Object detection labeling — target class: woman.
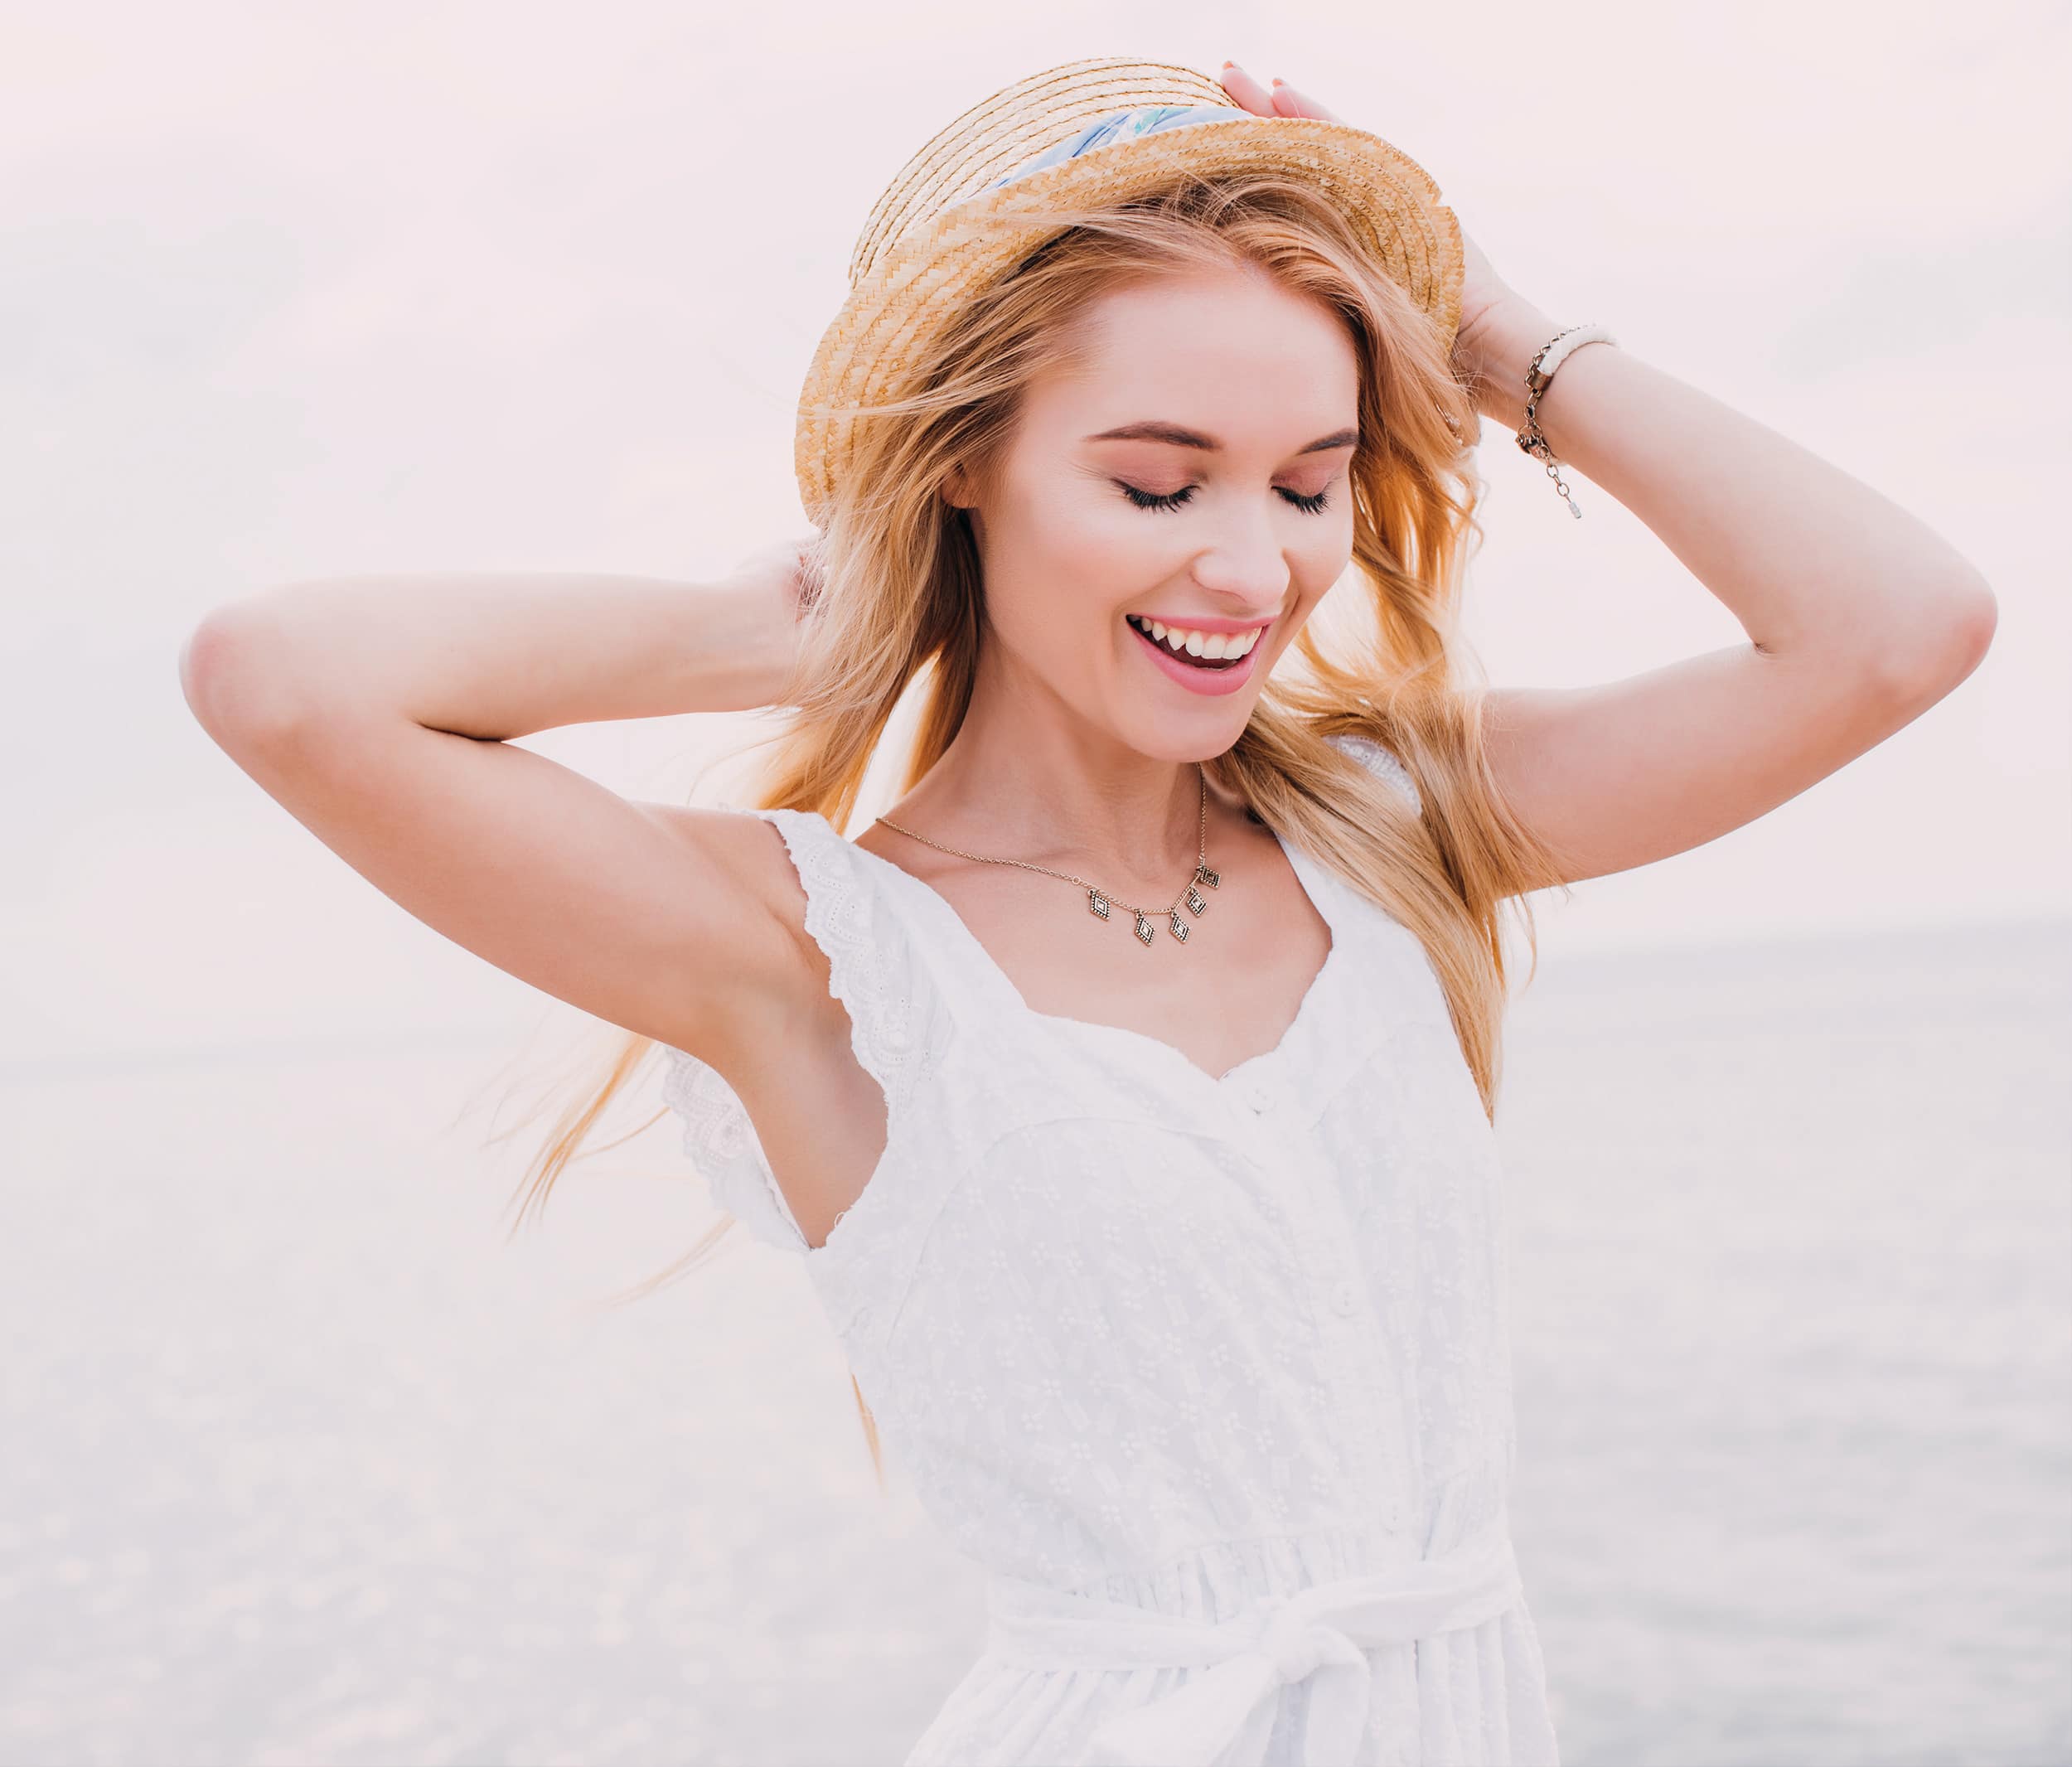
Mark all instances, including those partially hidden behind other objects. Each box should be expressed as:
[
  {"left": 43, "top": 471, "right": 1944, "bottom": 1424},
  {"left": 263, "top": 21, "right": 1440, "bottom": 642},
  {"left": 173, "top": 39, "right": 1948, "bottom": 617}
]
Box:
[{"left": 180, "top": 56, "right": 1996, "bottom": 1767}]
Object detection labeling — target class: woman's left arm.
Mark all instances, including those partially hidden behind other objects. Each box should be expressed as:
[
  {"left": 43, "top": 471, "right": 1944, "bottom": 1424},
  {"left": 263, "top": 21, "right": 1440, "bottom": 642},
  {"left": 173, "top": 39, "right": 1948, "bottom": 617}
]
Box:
[
  {"left": 1219, "top": 61, "right": 1999, "bottom": 896},
  {"left": 1458, "top": 301, "right": 1998, "bottom": 894}
]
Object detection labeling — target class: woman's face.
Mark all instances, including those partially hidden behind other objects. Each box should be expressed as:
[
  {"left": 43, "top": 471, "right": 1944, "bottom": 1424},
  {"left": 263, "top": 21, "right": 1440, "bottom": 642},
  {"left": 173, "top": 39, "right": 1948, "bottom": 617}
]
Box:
[{"left": 945, "top": 265, "right": 1362, "bottom": 761}]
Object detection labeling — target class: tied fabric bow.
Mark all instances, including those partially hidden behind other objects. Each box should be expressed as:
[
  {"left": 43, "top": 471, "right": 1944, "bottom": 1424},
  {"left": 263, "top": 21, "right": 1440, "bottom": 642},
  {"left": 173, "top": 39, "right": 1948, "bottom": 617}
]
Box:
[
  {"left": 985, "top": 103, "right": 1254, "bottom": 192},
  {"left": 981, "top": 1522, "right": 1525, "bottom": 1767}
]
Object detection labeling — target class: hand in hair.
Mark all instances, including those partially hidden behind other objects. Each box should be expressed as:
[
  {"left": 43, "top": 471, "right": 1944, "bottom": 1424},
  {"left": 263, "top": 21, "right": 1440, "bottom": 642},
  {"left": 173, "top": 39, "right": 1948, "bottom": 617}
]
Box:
[
  {"left": 1213, "top": 61, "right": 1537, "bottom": 416},
  {"left": 721, "top": 532, "right": 825, "bottom": 623}
]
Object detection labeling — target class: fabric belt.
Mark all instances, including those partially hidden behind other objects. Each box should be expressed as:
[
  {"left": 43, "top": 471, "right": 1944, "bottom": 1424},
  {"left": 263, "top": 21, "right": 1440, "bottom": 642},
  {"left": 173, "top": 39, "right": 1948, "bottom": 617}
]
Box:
[{"left": 980, "top": 1522, "right": 1523, "bottom": 1767}]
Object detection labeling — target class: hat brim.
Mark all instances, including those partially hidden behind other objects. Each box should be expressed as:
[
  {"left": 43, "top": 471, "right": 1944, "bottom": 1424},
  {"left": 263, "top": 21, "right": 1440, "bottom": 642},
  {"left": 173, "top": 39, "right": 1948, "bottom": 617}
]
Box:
[{"left": 795, "top": 98, "right": 1464, "bottom": 526}]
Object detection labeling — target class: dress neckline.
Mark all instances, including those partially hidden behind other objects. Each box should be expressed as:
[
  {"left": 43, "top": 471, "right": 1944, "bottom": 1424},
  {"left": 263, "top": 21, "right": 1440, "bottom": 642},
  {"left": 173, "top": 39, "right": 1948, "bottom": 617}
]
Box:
[{"left": 836, "top": 815, "right": 1348, "bottom": 1093}]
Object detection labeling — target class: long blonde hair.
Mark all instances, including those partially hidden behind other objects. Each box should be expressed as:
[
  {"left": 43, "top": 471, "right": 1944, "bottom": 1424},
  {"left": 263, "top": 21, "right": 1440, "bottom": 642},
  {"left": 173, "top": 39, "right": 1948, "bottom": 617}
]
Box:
[{"left": 503, "top": 170, "right": 1571, "bottom": 1479}]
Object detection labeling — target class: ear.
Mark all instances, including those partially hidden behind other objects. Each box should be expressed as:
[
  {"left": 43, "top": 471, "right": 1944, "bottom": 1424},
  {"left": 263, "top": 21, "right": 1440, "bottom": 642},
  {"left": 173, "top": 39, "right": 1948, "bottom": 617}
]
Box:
[{"left": 940, "top": 463, "right": 974, "bottom": 510}]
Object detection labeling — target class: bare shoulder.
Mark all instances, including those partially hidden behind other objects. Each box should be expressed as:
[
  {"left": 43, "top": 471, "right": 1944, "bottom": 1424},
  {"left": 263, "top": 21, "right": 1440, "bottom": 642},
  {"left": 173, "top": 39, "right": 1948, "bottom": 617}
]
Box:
[
  {"left": 646, "top": 801, "right": 809, "bottom": 918},
  {"left": 650, "top": 802, "right": 893, "bottom": 1249},
  {"left": 641, "top": 801, "right": 844, "bottom": 1062}
]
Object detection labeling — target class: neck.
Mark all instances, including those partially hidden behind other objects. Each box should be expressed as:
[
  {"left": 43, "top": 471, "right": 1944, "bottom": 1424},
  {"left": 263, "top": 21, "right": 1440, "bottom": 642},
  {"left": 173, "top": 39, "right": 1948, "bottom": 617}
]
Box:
[{"left": 884, "top": 677, "right": 1213, "bottom": 888}]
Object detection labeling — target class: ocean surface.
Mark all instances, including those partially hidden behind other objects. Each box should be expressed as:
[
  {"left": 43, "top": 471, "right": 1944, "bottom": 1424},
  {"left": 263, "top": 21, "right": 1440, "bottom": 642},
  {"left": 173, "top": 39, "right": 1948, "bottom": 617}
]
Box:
[{"left": 4, "top": 917, "right": 2067, "bottom": 1766}]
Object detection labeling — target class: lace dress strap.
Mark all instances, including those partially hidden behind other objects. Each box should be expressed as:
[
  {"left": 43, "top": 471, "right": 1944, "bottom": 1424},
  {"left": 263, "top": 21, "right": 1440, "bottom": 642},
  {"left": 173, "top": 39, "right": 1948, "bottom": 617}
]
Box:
[
  {"left": 1326, "top": 730, "right": 1423, "bottom": 816},
  {"left": 656, "top": 805, "right": 939, "bottom": 1255}
]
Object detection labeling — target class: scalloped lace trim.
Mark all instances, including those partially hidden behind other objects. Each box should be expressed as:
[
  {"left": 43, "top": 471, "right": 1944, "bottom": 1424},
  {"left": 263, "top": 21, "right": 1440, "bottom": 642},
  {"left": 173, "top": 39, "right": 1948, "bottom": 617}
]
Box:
[
  {"left": 652, "top": 806, "right": 922, "bottom": 1261},
  {"left": 762, "top": 808, "right": 920, "bottom": 1103},
  {"left": 656, "top": 1039, "right": 806, "bottom": 1252}
]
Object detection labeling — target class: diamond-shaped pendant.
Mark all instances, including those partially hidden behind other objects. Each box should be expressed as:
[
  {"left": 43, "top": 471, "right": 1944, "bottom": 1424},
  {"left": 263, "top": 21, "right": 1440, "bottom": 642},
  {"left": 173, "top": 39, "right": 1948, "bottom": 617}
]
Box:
[
  {"left": 1133, "top": 913, "right": 1156, "bottom": 946},
  {"left": 1168, "top": 911, "right": 1188, "bottom": 942},
  {"left": 1195, "top": 862, "right": 1220, "bottom": 890},
  {"left": 1088, "top": 890, "right": 1111, "bottom": 920},
  {"left": 1185, "top": 885, "right": 1208, "bottom": 916}
]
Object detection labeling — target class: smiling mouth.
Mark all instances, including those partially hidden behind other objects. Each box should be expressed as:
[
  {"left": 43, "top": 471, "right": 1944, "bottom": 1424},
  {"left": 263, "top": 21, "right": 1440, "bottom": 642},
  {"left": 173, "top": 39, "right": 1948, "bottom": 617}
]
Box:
[{"left": 1125, "top": 613, "right": 1264, "bottom": 670}]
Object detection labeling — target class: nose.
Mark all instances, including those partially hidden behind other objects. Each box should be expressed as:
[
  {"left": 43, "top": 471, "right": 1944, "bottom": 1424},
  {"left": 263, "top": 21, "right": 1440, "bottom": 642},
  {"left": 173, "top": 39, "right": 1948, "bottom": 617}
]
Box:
[{"left": 1190, "top": 515, "right": 1293, "bottom": 615}]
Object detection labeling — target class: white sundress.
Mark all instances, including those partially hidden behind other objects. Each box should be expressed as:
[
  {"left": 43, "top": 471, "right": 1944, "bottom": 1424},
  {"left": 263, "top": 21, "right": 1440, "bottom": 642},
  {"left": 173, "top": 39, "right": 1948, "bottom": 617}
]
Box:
[{"left": 658, "top": 734, "right": 1561, "bottom": 1767}]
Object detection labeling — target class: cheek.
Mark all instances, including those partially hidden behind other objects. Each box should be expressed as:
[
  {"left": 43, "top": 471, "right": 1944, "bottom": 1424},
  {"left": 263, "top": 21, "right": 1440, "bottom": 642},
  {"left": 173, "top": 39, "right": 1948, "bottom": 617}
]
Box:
[
  {"left": 1037, "top": 482, "right": 1163, "bottom": 569},
  {"left": 995, "top": 483, "right": 1154, "bottom": 612}
]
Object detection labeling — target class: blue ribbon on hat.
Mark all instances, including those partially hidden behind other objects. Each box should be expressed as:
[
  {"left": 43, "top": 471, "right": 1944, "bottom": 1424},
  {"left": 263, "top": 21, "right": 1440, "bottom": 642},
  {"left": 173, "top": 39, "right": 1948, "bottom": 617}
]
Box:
[{"left": 984, "top": 103, "right": 1251, "bottom": 192}]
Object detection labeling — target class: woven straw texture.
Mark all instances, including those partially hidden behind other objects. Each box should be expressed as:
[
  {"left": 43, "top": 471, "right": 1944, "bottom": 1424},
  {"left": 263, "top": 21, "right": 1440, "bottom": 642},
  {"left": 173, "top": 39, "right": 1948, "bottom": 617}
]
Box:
[{"left": 793, "top": 56, "right": 1466, "bottom": 526}]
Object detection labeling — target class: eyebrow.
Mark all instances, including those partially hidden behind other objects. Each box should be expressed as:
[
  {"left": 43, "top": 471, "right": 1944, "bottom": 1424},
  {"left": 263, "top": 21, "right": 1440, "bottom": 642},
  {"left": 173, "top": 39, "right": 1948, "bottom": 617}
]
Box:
[{"left": 1083, "top": 420, "right": 1361, "bottom": 454}]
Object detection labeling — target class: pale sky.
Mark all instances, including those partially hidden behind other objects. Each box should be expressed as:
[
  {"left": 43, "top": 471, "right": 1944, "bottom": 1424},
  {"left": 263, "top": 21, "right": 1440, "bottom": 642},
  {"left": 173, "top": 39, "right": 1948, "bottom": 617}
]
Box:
[{"left": 3, "top": 0, "right": 2067, "bottom": 1065}]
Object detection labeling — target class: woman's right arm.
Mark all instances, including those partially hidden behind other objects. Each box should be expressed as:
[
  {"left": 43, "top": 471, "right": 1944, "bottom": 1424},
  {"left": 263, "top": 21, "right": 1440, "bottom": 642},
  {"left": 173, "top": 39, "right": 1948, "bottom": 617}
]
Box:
[{"left": 178, "top": 551, "right": 825, "bottom": 1064}]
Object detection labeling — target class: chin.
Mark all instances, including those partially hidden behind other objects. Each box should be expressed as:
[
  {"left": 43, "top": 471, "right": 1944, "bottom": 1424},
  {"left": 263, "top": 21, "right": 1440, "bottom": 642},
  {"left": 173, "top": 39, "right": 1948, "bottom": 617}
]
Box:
[{"left": 1111, "top": 706, "right": 1256, "bottom": 763}]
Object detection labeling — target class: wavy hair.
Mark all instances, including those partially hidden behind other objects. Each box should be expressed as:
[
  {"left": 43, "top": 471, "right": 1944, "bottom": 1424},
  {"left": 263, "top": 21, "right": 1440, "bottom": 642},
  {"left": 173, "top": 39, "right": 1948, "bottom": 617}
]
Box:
[{"left": 501, "top": 171, "right": 1572, "bottom": 1483}]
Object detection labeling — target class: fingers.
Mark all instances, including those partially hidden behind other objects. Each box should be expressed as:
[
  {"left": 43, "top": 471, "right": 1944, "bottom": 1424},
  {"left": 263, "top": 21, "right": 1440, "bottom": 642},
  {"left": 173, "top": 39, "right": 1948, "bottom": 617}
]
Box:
[
  {"left": 1268, "top": 78, "right": 1341, "bottom": 123},
  {"left": 1216, "top": 61, "right": 1276, "bottom": 117},
  {"left": 1216, "top": 61, "right": 1342, "bottom": 124}
]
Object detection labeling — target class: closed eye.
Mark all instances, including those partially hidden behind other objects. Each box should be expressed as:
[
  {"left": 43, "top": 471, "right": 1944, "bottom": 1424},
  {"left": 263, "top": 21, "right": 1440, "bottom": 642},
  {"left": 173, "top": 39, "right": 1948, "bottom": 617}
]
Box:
[{"left": 1119, "top": 483, "right": 1333, "bottom": 515}]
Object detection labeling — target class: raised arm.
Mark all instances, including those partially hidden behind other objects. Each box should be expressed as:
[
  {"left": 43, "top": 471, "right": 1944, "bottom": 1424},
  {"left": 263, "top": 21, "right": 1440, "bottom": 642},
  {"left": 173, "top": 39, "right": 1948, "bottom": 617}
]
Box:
[
  {"left": 178, "top": 546, "right": 822, "bottom": 1062},
  {"left": 1212, "top": 65, "right": 1997, "bottom": 901},
  {"left": 1460, "top": 302, "right": 1997, "bottom": 894}
]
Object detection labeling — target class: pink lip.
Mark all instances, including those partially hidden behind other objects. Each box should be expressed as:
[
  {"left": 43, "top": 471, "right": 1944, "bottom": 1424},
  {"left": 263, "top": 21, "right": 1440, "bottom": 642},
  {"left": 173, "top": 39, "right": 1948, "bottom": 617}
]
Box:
[
  {"left": 1128, "top": 617, "right": 1268, "bottom": 697},
  {"left": 1127, "top": 612, "right": 1273, "bottom": 635}
]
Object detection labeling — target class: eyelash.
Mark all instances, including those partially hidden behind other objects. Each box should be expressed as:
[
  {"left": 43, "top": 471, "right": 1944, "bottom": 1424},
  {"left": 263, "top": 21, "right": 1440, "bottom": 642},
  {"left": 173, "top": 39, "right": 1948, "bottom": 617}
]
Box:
[{"left": 1119, "top": 483, "right": 1334, "bottom": 516}]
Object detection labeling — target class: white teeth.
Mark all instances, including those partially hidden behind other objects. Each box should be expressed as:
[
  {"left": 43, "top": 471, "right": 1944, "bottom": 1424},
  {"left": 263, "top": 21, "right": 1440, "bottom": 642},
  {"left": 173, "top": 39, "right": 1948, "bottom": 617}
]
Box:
[{"left": 1130, "top": 614, "right": 1265, "bottom": 661}]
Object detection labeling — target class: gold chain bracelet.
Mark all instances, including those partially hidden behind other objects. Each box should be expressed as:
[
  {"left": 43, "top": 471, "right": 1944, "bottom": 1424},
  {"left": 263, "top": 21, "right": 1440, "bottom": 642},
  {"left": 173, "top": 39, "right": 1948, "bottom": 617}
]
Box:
[{"left": 1515, "top": 323, "right": 1619, "bottom": 518}]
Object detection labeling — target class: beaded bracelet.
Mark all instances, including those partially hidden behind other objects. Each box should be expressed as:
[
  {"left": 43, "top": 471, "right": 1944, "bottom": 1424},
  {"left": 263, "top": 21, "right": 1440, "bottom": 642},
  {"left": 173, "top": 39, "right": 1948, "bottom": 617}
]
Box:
[{"left": 1516, "top": 323, "right": 1618, "bottom": 518}]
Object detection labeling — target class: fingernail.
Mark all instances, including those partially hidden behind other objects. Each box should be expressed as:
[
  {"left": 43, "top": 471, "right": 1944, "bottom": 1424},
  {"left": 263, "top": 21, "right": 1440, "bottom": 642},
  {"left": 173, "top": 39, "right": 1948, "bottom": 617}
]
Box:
[{"left": 1271, "top": 76, "right": 1286, "bottom": 87}]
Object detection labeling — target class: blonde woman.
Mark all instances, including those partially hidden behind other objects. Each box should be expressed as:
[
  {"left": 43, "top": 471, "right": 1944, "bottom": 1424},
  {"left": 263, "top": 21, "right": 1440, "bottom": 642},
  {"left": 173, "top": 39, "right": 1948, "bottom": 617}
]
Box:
[{"left": 180, "top": 56, "right": 1995, "bottom": 1767}]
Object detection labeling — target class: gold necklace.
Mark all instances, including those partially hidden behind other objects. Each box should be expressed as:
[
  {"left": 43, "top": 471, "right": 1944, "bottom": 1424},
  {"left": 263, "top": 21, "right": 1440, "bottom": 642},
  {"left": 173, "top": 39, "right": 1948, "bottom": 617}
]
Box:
[{"left": 874, "top": 765, "right": 1220, "bottom": 948}]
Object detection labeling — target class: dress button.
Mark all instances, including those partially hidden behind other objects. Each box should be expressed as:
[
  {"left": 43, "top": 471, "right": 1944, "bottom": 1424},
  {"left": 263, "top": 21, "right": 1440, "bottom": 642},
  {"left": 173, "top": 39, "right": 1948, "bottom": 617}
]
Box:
[{"left": 1329, "top": 1279, "right": 1358, "bottom": 1317}]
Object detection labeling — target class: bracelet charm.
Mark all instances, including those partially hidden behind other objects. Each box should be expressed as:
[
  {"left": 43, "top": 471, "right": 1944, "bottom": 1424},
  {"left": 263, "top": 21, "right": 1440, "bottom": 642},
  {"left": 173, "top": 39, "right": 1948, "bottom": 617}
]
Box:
[{"left": 1515, "top": 323, "right": 1619, "bottom": 518}]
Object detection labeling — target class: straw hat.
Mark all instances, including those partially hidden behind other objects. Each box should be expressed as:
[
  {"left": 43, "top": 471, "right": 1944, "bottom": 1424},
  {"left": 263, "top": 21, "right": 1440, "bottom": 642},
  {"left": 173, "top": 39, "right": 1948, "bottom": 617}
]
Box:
[{"left": 792, "top": 55, "right": 1465, "bottom": 527}]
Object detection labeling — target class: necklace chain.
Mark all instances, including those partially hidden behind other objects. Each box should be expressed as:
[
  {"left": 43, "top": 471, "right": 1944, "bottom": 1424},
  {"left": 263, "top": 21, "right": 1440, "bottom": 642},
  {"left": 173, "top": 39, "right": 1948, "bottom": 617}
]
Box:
[{"left": 874, "top": 766, "right": 1222, "bottom": 948}]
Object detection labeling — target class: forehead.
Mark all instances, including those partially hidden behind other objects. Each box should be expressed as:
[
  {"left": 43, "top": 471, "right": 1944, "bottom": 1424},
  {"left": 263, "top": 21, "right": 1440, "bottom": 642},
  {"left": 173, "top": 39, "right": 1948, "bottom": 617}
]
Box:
[{"left": 1023, "top": 269, "right": 1359, "bottom": 439}]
